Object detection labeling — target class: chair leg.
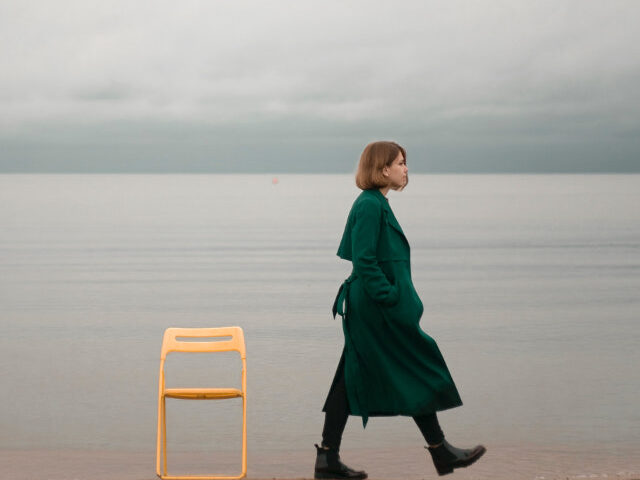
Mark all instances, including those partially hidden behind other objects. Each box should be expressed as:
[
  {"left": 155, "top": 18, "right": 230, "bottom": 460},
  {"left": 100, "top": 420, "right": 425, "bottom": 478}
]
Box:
[
  {"left": 156, "top": 394, "right": 163, "bottom": 477},
  {"left": 162, "top": 396, "right": 168, "bottom": 476},
  {"left": 242, "top": 395, "right": 247, "bottom": 478}
]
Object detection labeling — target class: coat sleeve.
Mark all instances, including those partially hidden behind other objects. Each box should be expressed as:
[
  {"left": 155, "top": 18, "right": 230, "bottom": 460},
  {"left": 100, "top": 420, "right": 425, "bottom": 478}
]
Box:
[{"left": 351, "top": 198, "right": 399, "bottom": 306}]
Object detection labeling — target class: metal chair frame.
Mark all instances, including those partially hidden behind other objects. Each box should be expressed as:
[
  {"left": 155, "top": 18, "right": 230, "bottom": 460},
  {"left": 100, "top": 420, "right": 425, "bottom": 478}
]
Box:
[{"left": 156, "top": 327, "right": 247, "bottom": 480}]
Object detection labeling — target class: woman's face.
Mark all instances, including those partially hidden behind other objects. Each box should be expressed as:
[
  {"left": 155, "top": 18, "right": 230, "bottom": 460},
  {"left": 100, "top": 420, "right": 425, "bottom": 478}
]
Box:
[{"left": 383, "top": 151, "right": 408, "bottom": 190}]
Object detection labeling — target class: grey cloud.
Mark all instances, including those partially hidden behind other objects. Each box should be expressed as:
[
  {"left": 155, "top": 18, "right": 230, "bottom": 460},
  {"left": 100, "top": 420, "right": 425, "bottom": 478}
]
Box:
[{"left": 1, "top": 0, "right": 639, "bottom": 172}]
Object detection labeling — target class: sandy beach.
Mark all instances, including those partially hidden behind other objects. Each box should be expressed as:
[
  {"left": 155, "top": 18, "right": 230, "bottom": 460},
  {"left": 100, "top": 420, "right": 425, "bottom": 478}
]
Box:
[{"left": 3, "top": 446, "right": 640, "bottom": 480}]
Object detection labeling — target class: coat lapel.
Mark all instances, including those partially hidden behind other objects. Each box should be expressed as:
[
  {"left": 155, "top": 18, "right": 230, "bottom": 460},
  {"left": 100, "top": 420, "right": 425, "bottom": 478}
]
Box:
[
  {"left": 385, "top": 206, "right": 407, "bottom": 240},
  {"left": 371, "top": 190, "right": 409, "bottom": 246}
]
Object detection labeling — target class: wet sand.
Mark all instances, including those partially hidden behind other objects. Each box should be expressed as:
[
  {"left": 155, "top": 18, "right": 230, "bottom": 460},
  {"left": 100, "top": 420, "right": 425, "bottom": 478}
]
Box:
[{"left": 2, "top": 446, "right": 639, "bottom": 480}]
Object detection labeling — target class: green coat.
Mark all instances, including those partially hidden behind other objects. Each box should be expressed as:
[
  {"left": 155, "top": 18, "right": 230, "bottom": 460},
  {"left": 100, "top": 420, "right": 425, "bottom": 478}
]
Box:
[{"left": 326, "top": 189, "right": 462, "bottom": 426}]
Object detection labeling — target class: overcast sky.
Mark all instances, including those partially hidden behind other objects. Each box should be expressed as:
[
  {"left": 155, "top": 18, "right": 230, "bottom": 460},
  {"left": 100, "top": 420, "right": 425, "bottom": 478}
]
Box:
[{"left": 1, "top": 0, "right": 639, "bottom": 173}]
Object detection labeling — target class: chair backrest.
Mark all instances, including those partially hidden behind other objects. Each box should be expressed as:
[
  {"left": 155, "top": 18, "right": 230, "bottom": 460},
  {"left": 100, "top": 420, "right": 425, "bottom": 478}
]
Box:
[{"left": 160, "top": 327, "right": 246, "bottom": 360}]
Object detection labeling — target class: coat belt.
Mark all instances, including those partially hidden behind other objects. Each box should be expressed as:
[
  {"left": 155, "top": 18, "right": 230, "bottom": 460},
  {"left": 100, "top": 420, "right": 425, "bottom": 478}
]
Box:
[{"left": 332, "top": 274, "right": 355, "bottom": 320}]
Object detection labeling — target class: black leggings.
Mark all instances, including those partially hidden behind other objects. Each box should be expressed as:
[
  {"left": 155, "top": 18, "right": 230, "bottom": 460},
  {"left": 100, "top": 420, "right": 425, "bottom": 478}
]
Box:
[{"left": 322, "top": 366, "right": 445, "bottom": 450}]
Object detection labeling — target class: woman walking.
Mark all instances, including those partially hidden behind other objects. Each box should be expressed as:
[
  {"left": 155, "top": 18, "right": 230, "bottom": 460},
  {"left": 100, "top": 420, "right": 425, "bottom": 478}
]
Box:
[{"left": 315, "top": 141, "right": 486, "bottom": 479}]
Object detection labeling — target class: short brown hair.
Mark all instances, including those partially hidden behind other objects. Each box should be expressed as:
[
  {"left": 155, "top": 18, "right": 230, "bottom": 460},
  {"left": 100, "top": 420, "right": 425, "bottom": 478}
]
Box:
[{"left": 355, "top": 141, "right": 407, "bottom": 190}]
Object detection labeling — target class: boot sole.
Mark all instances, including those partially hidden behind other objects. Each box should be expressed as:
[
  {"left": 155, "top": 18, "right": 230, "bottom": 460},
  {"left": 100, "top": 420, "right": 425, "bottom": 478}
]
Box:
[
  {"left": 315, "top": 472, "right": 368, "bottom": 479},
  {"left": 435, "top": 445, "right": 487, "bottom": 476}
]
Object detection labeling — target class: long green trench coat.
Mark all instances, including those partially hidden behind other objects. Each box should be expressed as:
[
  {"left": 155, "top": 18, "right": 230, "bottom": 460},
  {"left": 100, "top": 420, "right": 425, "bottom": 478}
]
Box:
[{"left": 324, "top": 188, "right": 462, "bottom": 426}]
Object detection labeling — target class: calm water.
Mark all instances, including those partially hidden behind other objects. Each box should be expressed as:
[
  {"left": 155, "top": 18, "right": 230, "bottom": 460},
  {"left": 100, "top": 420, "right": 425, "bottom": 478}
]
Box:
[{"left": 1, "top": 174, "right": 639, "bottom": 479}]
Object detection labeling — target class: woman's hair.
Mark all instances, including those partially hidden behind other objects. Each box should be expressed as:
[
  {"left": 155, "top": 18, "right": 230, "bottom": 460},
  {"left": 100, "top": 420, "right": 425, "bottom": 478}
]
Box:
[{"left": 355, "top": 141, "right": 407, "bottom": 190}]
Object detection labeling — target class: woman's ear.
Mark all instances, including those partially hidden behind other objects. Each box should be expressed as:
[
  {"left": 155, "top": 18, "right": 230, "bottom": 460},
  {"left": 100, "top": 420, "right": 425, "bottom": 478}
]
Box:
[{"left": 382, "top": 166, "right": 389, "bottom": 177}]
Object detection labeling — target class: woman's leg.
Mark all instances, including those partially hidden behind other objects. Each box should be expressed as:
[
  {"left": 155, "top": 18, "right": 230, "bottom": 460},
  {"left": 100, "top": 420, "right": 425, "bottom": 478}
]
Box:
[
  {"left": 413, "top": 412, "right": 445, "bottom": 446},
  {"left": 321, "top": 368, "right": 349, "bottom": 450},
  {"left": 316, "top": 366, "right": 367, "bottom": 479}
]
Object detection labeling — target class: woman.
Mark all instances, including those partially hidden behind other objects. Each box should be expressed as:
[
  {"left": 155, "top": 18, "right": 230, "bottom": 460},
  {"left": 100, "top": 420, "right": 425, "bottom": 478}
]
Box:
[{"left": 315, "top": 141, "right": 485, "bottom": 479}]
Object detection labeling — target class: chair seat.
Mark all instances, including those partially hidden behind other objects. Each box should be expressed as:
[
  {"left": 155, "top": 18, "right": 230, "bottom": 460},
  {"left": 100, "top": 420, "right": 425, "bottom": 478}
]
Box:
[{"left": 164, "top": 387, "right": 243, "bottom": 400}]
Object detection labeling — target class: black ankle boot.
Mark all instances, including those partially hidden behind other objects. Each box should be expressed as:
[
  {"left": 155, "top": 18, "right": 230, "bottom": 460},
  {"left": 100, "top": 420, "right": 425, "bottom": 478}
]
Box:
[
  {"left": 314, "top": 444, "right": 368, "bottom": 479},
  {"left": 427, "top": 438, "right": 486, "bottom": 476}
]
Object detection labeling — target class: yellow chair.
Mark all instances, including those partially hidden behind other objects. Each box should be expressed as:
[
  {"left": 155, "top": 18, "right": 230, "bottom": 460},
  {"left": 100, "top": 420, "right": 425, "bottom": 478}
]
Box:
[{"left": 156, "top": 327, "right": 247, "bottom": 480}]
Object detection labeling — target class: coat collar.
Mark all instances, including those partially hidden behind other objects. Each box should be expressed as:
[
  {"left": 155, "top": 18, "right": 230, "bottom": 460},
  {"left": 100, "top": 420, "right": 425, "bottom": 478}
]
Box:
[
  {"left": 369, "top": 188, "right": 388, "bottom": 204},
  {"left": 366, "top": 188, "right": 391, "bottom": 212}
]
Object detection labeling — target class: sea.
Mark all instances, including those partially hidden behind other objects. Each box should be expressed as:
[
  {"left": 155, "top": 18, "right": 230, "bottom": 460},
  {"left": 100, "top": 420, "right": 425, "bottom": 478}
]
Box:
[{"left": 1, "top": 173, "right": 639, "bottom": 480}]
